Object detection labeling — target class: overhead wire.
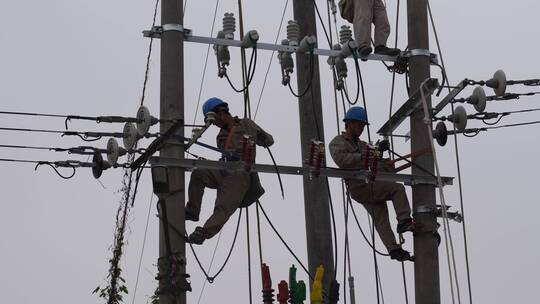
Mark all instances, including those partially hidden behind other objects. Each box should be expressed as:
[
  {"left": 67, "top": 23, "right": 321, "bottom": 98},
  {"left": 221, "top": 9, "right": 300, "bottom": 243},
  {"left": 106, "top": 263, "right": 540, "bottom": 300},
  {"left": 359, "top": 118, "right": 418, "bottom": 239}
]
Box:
[
  {"left": 427, "top": 1, "right": 472, "bottom": 302},
  {"left": 196, "top": 230, "right": 225, "bottom": 304},
  {"left": 253, "top": 0, "right": 290, "bottom": 119},
  {"left": 131, "top": 192, "right": 154, "bottom": 304},
  {"left": 192, "top": 0, "right": 220, "bottom": 125},
  {"left": 257, "top": 200, "right": 315, "bottom": 282}
]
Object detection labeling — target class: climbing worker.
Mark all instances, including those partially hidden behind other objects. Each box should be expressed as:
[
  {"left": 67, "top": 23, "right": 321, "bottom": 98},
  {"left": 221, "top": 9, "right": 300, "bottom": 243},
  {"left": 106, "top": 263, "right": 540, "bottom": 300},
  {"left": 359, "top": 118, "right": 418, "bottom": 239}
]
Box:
[
  {"left": 329, "top": 106, "right": 414, "bottom": 261},
  {"left": 185, "top": 97, "right": 274, "bottom": 245},
  {"left": 339, "top": 0, "right": 401, "bottom": 57}
]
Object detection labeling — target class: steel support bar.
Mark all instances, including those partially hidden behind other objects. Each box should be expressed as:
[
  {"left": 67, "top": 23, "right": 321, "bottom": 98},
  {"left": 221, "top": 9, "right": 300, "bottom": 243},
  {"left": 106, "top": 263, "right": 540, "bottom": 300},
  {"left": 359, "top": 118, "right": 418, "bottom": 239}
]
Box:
[
  {"left": 432, "top": 79, "right": 468, "bottom": 116},
  {"left": 143, "top": 26, "right": 443, "bottom": 63},
  {"left": 377, "top": 78, "right": 439, "bottom": 136},
  {"left": 149, "top": 157, "right": 454, "bottom": 186}
]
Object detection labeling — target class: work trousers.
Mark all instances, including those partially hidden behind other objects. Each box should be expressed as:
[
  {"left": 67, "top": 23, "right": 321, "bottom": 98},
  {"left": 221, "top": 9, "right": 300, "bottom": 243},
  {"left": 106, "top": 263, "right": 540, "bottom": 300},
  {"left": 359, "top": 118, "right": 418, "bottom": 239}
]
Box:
[
  {"left": 353, "top": 0, "right": 391, "bottom": 48},
  {"left": 348, "top": 180, "right": 411, "bottom": 251},
  {"left": 186, "top": 168, "right": 250, "bottom": 238}
]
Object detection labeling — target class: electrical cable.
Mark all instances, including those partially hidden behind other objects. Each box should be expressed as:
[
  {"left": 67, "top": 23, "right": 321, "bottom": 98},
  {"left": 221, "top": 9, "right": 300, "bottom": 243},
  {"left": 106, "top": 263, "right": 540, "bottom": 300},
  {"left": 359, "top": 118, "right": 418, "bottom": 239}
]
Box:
[
  {"left": 420, "top": 81, "right": 459, "bottom": 304},
  {"left": 246, "top": 208, "right": 254, "bottom": 304},
  {"left": 224, "top": 47, "right": 258, "bottom": 93},
  {"left": 346, "top": 190, "right": 389, "bottom": 256},
  {"left": 256, "top": 200, "right": 315, "bottom": 282},
  {"left": 287, "top": 51, "right": 316, "bottom": 98},
  {"left": 196, "top": 230, "right": 225, "bottom": 304},
  {"left": 192, "top": 0, "right": 220, "bottom": 125},
  {"left": 140, "top": 0, "right": 160, "bottom": 107},
  {"left": 427, "top": 2, "right": 473, "bottom": 302},
  {"left": 130, "top": 192, "right": 154, "bottom": 304},
  {"left": 254, "top": 0, "right": 289, "bottom": 119}
]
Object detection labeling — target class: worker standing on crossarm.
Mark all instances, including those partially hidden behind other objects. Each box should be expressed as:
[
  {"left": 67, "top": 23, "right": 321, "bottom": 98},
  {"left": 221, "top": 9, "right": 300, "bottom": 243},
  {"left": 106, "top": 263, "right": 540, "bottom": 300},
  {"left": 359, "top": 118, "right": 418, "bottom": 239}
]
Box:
[
  {"left": 329, "top": 106, "right": 414, "bottom": 261},
  {"left": 339, "top": 0, "right": 401, "bottom": 57},
  {"left": 185, "top": 97, "right": 274, "bottom": 245}
]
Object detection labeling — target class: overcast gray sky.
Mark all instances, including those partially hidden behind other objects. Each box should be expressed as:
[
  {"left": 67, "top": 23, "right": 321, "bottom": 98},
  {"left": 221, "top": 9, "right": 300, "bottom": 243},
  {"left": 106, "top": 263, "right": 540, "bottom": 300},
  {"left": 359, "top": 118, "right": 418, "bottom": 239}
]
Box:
[{"left": 1, "top": 0, "right": 539, "bottom": 303}]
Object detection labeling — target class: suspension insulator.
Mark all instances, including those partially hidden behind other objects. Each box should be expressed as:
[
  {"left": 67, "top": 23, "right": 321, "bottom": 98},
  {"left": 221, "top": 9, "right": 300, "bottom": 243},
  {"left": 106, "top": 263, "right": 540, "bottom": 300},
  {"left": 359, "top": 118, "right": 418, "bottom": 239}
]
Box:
[
  {"left": 286, "top": 20, "right": 300, "bottom": 46},
  {"left": 222, "top": 13, "right": 236, "bottom": 39},
  {"left": 339, "top": 25, "right": 353, "bottom": 45},
  {"left": 447, "top": 105, "right": 468, "bottom": 131}
]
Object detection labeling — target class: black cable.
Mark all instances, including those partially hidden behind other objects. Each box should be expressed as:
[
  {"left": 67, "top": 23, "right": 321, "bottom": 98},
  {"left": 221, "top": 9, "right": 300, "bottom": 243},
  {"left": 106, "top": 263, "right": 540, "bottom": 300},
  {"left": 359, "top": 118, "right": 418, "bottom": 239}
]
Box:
[
  {"left": 224, "top": 47, "right": 258, "bottom": 93},
  {"left": 288, "top": 51, "right": 315, "bottom": 98},
  {"left": 312, "top": 0, "right": 332, "bottom": 47},
  {"left": 34, "top": 162, "right": 77, "bottom": 179},
  {"left": 245, "top": 208, "right": 254, "bottom": 304},
  {"left": 165, "top": 208, "right": 243, "bottom": 283},
  {"left": 140, "top": 0, "right": 160, "bottom": 106},
  {"left": 346, "top": 191, "right": 389, "bottom": 256},
  {"left": 325, "top": 179, "right": 339, "bottom": 281},
  {"left": 257, "top": 200, "right": 315, "bottom": 282},
  {"left": 266, "top": 147, "right": 285, "bottom": 199}
]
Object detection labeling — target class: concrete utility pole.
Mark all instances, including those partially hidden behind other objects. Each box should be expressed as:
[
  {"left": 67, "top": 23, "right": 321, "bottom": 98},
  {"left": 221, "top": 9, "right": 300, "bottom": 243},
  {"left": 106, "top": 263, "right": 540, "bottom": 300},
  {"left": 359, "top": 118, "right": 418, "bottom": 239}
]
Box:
[
  {"left": 292, "top": 0, "right": 335, "bottom": 292},
  {"left": 407, "top": 0, "right": 440, "bottom": 303},
  {"left": 159, "top": 1, "right": 186, "bottom": 304}
]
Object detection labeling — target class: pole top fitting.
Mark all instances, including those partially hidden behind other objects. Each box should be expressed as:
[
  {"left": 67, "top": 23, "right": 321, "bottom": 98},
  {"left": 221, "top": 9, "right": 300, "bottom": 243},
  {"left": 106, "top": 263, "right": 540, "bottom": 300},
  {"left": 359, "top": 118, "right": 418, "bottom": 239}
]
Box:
[{"left": 143, "top": 24, "right": 192, "bottom": 39}]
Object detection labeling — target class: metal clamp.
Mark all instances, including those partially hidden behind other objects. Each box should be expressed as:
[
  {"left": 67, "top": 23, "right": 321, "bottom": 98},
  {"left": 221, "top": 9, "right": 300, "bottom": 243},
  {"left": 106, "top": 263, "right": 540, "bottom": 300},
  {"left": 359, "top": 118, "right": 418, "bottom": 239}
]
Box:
[
  {"left": 402, "top": 49, "right": 439, "bottom": 64},
  {"left": 414, "top": 205, "right": 436, "bottom": 216},
  {"left": 143, "top": 24, "right": 192, "bottom": 39}
]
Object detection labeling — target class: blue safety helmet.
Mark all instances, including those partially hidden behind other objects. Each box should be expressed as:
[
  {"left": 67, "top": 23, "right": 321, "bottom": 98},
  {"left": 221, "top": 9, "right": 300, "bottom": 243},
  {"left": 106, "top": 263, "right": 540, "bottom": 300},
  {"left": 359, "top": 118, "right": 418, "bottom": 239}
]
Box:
[
  {"left": 202, "top": 97, "right": 228, "bottom": 117},
  {"left": 343, "top": 106, "right": 369, "bottom": 124}
]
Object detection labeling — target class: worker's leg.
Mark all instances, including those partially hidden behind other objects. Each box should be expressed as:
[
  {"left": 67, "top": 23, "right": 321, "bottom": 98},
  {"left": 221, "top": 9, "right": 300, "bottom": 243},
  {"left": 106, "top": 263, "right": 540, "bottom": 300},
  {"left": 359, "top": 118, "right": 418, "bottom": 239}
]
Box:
[
  {"left": 372, "top": 0, "right": 390, "bottom": 47},
  {"left": 203, "top": 171, "right": 250, "bottom": 238},
  {"left": 361, "top": 201, "right": 401, "bottom": 251},
  {"left": 185, "top": 168, "right": 219, "bottom": 219},
  {"left": 350, "top": 181, "right": 411, "bottom": 222},
  {"left": 353, "top": 0, "right": 375, "bottom": 48}
]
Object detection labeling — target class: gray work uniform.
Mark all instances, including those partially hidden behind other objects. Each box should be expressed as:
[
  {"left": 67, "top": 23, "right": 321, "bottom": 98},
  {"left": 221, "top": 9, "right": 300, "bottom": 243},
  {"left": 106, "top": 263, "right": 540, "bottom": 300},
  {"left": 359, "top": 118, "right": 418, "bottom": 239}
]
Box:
[
  {"left": 353, "top": 0, "right": 391, "bottom": 49},
  {"left": 186, "top": 117, "right": 274, "bottom": 238},
  {"left": 329, "top": 133, "right": 411, "bottom": 251}
]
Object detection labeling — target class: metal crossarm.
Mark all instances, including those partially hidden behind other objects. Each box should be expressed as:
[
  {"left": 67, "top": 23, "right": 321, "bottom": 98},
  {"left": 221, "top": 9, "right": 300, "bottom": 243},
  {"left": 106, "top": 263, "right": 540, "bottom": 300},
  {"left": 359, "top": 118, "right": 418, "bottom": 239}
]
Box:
[
  {"left": 432, "top": 79, "right": 469, "bottom": 116},
  {"left": 377, "top": 78, "right": 440, "bottom": 136},
  {"left": 149, "top": 157, "right": 454, "bottom": 186},
  {"left": 143, "top": 25, "right": 442, "bottom": 63}
]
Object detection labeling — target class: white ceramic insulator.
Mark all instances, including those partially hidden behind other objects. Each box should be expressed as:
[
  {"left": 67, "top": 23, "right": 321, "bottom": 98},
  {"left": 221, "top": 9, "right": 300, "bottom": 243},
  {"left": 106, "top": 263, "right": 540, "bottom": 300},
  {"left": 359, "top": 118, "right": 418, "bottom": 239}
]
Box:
[
  {"left": 287, "top": 20, "right": 300, "bottom": 46},
  {"left": 339, "top": 25, "right": 353, "bottom": 45},
  {"left": 223, "top": 13, "right": 236, "bottom": 39}
]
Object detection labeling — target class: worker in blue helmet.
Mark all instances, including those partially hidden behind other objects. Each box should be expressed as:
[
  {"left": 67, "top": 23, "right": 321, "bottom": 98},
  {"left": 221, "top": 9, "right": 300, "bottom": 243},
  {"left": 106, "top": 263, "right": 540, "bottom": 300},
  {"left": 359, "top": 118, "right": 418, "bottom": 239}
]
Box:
[
  {"left": 329, "top": 106, "right": 415, "bottom": 262},
  {"left": 186, "top": 97, "right": 274, "bottom": 245}
]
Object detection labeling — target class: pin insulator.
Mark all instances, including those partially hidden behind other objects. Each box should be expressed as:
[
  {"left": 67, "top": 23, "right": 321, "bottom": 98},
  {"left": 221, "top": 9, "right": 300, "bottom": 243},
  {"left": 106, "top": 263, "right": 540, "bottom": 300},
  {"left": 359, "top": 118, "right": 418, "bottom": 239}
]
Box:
[
  {"left": 339, "top": 25, "right": 353, "bottom": 45},
  {"left": 329, "top": 279, "right": 340, "bottom": 304},
  {"left": 262, "top": 263, "right": 272, "bottom": 290},
  {"left": 223, "top": 13, "right": 236, "bottom": 39},
  {"left": 277, "top": 280, "right": 289, "bottom": 304},
  {"left": 293, "top": 280, "right": 306, "bottom": 304},
  {"left": 286, "top": 20, "right": 300, "bottom": 46}
]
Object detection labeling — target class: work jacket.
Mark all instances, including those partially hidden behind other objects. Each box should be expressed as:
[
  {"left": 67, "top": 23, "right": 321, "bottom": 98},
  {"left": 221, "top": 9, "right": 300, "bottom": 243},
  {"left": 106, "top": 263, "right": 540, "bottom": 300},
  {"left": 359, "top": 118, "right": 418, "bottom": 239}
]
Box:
[
  {"left": 216, "top": 117, "right": 274, "bottom": 161},
  {"left": 329, "top": 133, "right": 369, "bottom": 170}
]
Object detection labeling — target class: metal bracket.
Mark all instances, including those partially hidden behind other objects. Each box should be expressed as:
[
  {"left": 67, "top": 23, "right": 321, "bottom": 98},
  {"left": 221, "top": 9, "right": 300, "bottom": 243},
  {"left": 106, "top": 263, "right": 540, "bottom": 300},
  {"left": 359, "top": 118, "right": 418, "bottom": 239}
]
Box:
[
  {"left": 143, "top": 24, "right": 192, "bottom": 39},
  {"left": 402, "top": 49, "right": 439, "bottom": 64},
  {"left": 414, "top": 205, "right": 436, "bottom": 216}
]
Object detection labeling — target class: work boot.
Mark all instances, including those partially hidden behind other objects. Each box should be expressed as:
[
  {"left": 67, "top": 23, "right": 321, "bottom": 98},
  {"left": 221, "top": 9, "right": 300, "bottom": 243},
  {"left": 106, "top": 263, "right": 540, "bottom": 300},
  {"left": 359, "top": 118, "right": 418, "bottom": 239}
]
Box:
[
  {"left": 397, "top": 218, "right": 416, "bottom": 234},
  {"left": 390, "top": 248, "right": 413, "bottom": 262},
  {"left": 185, "top": 206, "right": 199, "bottom": 222},
  {"left": 374, "top": 45, "right": 401, "bottom": 57},
  {"left": 358, "top": 46, "right": 373, "bottom": 58},
  {"left": 188, "top": 226, "right": 208, "bottom": 245}
]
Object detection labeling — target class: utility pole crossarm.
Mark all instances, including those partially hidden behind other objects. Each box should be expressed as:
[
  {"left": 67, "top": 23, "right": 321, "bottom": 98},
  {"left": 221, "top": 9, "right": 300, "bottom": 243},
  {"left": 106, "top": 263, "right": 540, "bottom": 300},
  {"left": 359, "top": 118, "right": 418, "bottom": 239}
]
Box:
[
  {"left": 377, "top": 78, "right": 439, "bottom": 136},
  {"left": 143, "top": 25, "right": 440, "bottom": 63},
  {"left": 149, "top": 157, "right": 454, "bottom": 186}
]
